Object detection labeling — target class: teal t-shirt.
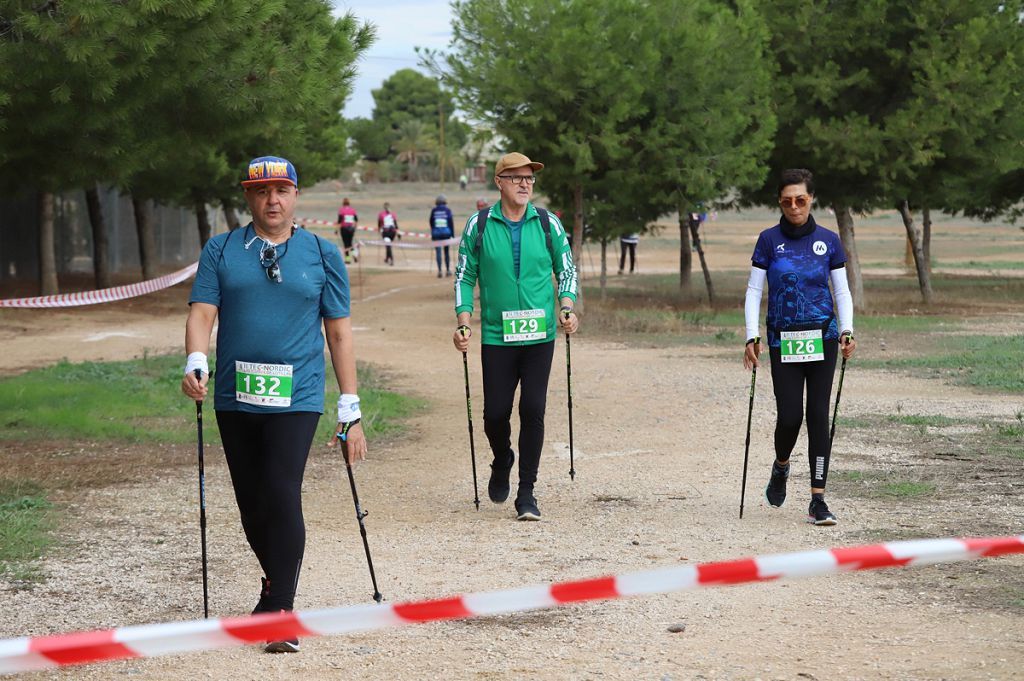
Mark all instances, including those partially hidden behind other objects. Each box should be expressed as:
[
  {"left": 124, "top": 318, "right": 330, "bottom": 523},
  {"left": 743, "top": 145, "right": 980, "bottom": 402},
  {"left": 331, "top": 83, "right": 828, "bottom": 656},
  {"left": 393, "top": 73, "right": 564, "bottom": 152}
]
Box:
[
  {"left": 509, "top": 217, "right": 525, "bottom": 278},
  {"left": 189, "top": 224, "right": 350, "bottom": 412}
]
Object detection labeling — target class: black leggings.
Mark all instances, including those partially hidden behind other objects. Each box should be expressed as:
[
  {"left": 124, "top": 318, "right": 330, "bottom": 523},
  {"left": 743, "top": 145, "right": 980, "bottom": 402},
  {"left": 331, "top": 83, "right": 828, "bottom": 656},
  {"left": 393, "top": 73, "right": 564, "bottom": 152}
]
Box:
[
  {"left": 215, "top": 410, "right": 320, "bottom": 611},
  {"left": 481, "top": 341, "right": 555, "bottom": 494},
  {"left": 768, "top": 339, "right": 838, "bottom": 489},
  {"left": 619, "top": 242, "right": 636, "bottom": 272},
  {"left": 340, "top": 227, "right": 356, "bottom": 250}
]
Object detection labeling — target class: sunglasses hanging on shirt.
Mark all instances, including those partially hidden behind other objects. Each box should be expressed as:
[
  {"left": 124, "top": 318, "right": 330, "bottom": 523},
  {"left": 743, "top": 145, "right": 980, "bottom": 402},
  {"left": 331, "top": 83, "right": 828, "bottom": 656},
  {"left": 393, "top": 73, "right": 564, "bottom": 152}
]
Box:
[{"left": 259, "top": 242, "right": 287, "bottom": 283}]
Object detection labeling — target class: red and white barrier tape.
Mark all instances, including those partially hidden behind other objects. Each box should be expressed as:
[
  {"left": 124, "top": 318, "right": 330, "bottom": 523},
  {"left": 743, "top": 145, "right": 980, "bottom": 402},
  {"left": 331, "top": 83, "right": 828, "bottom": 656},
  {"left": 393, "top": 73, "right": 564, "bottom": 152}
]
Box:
[
  {"left": 296, "top": 217, "right": 432, "bottom": 239},
  {"left": 1, "top": 535, "right": 1020, "bottom": 675},
  {"left": 357, "top": 237, "right": 459, "bottom": 250},
  {"left": 0, "top": 263, "right": 198, "bottom": 309}
]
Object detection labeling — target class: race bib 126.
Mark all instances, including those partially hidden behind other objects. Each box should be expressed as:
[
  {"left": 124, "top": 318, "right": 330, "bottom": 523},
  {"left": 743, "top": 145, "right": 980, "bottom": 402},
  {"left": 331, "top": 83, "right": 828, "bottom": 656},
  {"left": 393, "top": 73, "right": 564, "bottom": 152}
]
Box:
[
  {"left": 780, "top": 329, "right": 824, "bottom": 363},
  {"left": 502, "top": 309, "right": 547, "bottom": 342},
  {"left": 235, "top": 361, "right": 293, "bottom": 407}
]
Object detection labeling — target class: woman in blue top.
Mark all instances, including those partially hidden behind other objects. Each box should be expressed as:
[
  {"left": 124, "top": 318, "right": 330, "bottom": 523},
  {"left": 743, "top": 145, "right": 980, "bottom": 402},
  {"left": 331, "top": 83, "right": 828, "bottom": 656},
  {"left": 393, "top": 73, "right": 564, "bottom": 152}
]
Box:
[
  {"left": 743, "top": 169, "right": 857, "bottom": 526},
  {"left": 181, "top": 156, "right": 367, "bottom": 653}
]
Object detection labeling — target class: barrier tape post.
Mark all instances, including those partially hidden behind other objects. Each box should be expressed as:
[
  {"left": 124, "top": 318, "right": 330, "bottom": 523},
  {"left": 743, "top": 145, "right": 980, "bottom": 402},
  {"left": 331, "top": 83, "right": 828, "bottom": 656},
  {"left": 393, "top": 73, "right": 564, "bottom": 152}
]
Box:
[{"left": 1, "top": 535, "right": 1020, "bottom": 675}]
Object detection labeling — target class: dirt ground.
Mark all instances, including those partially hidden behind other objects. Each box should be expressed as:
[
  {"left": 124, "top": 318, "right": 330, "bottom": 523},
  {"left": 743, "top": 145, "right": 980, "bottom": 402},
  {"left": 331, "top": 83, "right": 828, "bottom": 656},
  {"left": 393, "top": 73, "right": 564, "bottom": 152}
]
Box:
[{"left": 1, "top": 196, "right": 1023, "bottom": 680}]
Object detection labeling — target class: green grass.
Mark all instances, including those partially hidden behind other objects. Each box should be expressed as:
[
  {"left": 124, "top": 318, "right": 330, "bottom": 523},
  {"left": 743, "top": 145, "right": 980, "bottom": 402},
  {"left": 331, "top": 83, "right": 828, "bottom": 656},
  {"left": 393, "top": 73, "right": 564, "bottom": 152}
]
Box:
[
  {"left": 859, "top": 335, "right": 1024, "bottom": 393},
  {"left": 0, "top": 355, "right": 425, "bottom": 445},
  {"left": 879, "top": 481, "right": 936, "bottom": 497},
  {"left": 941, "top": 260, "right": 1024, "bottom": 271},
  {"left": 854, "top": 314, "right": 959, "bottom": 334},
  {"left": 887, "top": 414, "right": 962, "bottom": 427},
  {"left": 318, "top": 362, "right": 426, "bottom": 443},
  {"left": 0, "top": 480, "right": 55, "bottom": 582}
]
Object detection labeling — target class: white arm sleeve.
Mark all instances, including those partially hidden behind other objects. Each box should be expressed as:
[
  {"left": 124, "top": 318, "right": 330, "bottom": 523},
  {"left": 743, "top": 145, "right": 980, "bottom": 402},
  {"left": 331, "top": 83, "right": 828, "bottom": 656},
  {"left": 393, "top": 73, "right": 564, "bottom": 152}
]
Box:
[
  {"left": 744, "top": 266, "right": 767, "bottom": 341},
  {"left": 830, "top": 266, "right": 854, "bottom": 334}
]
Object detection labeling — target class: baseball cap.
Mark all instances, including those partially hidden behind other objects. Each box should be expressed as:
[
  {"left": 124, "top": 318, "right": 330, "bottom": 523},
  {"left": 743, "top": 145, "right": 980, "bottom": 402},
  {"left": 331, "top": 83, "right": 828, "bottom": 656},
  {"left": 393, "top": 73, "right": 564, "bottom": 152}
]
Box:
[
  {"left": 241, "top": 156, "right": 298, "bottom": 188},
  {"left": 495, "top": 152, "right": 544, "bottom": 176}
]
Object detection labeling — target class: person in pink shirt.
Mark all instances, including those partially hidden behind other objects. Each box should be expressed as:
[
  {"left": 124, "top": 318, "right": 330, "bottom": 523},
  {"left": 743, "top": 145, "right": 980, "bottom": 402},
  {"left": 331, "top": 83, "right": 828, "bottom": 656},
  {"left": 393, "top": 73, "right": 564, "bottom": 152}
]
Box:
[
  {"left": 337, "top": 198, "right": 359, "bottom": 264},
  {"left": 377, "top": 202, "right": 400, "bottom": 265}
]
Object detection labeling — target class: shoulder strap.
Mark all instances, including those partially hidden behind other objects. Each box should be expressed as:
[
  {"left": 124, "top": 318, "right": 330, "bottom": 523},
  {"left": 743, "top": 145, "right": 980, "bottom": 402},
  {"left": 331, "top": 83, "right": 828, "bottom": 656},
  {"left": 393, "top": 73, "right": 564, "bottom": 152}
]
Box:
[
  {"left": 473, "top": 208, "right": 489, "bottom": 254},
  {"left": 536, "top": 207, "right": 554, "bottom": 258}
]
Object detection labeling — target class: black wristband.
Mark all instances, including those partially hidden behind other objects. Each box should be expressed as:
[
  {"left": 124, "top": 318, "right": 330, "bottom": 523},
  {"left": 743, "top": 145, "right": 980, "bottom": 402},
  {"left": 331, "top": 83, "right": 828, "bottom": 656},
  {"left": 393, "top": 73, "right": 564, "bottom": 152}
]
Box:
[
  {"left": 339, "top": 417, "right": 361, "bottom": 442},
  {"left": 560, "top": 306, "right": 573, "bottom": 314},
  {"left": 456, "top": 324, "right": 471, "bottom": 335},
  {"left": 746, "top": 336, "right": 761, "bottom": 346}
]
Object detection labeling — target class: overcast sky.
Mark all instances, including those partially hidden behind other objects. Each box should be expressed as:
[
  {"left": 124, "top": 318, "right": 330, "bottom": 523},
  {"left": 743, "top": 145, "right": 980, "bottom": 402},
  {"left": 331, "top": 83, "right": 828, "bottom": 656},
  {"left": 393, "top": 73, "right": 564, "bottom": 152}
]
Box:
[{"left": 332, "top": 1, "right": 454, "bottom": 119}]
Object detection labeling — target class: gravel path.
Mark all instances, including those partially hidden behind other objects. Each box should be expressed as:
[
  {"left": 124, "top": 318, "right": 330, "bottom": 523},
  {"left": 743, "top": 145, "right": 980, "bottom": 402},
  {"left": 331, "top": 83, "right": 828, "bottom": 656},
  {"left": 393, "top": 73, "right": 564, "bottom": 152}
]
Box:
[{"left": 1, "top": 267, "right": 1021, "bottom": 680}]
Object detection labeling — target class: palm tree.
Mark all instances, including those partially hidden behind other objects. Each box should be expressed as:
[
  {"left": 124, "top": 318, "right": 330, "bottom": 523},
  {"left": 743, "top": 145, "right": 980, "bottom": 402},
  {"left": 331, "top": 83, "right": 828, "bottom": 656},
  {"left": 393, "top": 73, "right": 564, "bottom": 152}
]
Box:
[{"left": 394, "top": 120, "right": 435, "bottom": 181}]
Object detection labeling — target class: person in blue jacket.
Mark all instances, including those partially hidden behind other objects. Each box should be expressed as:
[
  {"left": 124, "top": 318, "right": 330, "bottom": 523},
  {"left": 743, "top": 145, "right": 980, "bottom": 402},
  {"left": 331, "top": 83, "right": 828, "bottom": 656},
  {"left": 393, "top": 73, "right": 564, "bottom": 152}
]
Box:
[
  {"left": 743, "top": 168, "right": 857, "bottom": 526},
  {"left": 429, "top": 194, "right": 455, "bottom": 278},
  {"left": 180, "top": 156, "right": 367, "bottom": 653}
]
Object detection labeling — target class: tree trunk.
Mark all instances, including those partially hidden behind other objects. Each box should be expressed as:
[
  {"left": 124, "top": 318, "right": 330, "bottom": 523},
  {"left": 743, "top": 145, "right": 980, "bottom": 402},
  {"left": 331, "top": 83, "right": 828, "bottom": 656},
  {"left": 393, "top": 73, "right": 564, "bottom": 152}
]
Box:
[
  {"left": 38, "top": 191, "right": 58, "bottom": 295},
  {"left": 832, "top": 203, "right": 865, "bottom": 311},
  {"left": 904, "top": 236, "right": 914, "bottom": 272},
  {"left": 599, "top": 237, "right": 608, "bottom": 300},
  {"left": 571, "top": 182, "right": 585, "bottom": 314},
  {"left": 85, "top": 184, "right": 111, "bottom": 289},
  {"left": 223, "top": 200, "right": 240, "bottom": 231},
  {"left": 688, "top": 211, "right": 714, "bottom": 305},
  {"left": 896, "top": 199, "right": 933, "bottom": 305},
  {"left": 922, "top": 205, "right": 932, "bottom": 275},
  {"left": 133, "top": 196, "right": 157, "bottom": 280},
  {"left": 677, "top": 204, "right": 693, "bottom": 292},
  {"left": 196, "top": 201, "right": 212, "bottom": 249}
]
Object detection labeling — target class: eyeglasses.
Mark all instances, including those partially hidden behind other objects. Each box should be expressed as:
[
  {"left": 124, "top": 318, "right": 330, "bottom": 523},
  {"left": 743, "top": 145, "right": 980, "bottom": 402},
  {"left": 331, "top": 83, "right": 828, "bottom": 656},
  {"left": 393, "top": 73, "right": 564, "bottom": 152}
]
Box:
[
  {"left": 260, "top": 244, "right": 283, "bottom": 283},
  {"left": 779, "top": 195, "right": 811, "bottom": 209},
  {"left": 498, "top": 175, "right": 536, "bottom": 186}
]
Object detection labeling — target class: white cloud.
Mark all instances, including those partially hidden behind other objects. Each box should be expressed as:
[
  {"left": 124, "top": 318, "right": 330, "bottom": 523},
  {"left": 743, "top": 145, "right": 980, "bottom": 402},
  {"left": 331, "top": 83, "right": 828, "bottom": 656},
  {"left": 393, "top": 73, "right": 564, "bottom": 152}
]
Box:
[{"left": 333, "top": 1, "right": 454, "bottom": 118}]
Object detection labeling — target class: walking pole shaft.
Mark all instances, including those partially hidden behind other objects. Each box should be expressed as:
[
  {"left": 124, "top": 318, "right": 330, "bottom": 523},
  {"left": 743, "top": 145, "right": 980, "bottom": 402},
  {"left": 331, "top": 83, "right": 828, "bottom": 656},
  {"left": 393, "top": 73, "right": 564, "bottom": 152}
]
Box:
[
  {"left": 565, "top": 313, "right": 575, "bottom": 481},
  {"left": 830, "top": 355, "right": 848, "bottom": 445},
  {"left": 462, "top": 350, "right": 480, "bottom": 510},
  {"left": 740, "top": 350, "right": 758, "bottom": 519},
  {"left": 340, "top": 434, "right": 383, "bottom": 603},
  {"left": 193, "top": 369, "right": 209, "bottom": 619}
]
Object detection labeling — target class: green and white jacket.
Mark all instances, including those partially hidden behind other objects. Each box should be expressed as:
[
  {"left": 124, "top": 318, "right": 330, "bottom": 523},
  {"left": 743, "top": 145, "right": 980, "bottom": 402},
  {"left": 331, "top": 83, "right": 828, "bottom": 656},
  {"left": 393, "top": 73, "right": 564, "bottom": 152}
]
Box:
[{"left": 454, "top": 203, "right": 578, "bottom": 346}]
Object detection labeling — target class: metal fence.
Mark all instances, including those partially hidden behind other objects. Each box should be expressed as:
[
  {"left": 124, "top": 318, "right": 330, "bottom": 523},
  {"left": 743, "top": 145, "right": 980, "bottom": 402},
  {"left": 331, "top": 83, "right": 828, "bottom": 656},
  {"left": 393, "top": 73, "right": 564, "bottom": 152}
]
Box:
[{"left": 1, "top": 187, "right": 215, "bottom": 283}]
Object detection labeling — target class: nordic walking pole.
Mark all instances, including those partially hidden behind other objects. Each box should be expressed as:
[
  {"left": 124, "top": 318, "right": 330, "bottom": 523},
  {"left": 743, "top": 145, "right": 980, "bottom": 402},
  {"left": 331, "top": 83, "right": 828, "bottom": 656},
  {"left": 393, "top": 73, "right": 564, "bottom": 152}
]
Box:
[
  {"left": 830, "top": 335, "right": 852, "bottom": 446},
  {"left": 459, "top": 327, "right": 480, "bottom": 510},
  {"left": 338, "top": 423, "right": 383, "bottom": 603},
  {"left": 192, "top": 369, "right": 210, "bottom": 619},
  {"left": 564, "top": 310, "right": 576, "bottom": 481},
  {"left": 739, "top": 338, "right": 759, "bottom": 520}
]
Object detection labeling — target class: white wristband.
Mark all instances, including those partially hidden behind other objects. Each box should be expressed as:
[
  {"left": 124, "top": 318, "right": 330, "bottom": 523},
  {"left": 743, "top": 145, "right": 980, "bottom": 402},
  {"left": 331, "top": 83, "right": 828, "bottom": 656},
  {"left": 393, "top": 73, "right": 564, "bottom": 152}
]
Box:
[
  {"left": 184, "top": 352, "right": 209, "bottom": 377},
  {"left": 337, "top": 393, "right": 361, "bottom": 423}
]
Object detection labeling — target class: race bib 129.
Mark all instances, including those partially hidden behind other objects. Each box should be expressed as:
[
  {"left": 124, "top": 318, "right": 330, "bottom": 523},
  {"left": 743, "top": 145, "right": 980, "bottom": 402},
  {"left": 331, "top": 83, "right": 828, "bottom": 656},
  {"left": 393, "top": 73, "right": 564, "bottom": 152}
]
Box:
[
  {"left": 502, "top": 309, "right": 547, "bottom": 342},
  {"left": 235, "top": 361, "right": 293, "bottom": 407},
  {"left": 780, "top": 329, "right": 824, "bottom": 363}
]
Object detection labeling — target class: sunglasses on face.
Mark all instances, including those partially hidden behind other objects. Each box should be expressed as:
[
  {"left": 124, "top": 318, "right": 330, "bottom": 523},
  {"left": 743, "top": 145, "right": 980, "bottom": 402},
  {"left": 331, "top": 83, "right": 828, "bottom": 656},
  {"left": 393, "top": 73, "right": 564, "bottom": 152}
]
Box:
[
  {"left": 779, "top": 195, "right": 811, "bottom": 209},
  {"left": 260, "top": 244, "right": 283, "bottom": 283}
]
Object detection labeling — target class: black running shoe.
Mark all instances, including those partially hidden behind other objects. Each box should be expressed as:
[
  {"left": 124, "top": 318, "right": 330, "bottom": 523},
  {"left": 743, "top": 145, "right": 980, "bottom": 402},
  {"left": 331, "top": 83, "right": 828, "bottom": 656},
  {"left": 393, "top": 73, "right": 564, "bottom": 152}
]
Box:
[
  {"left": 252, "top": 577, "right": 271, "bottom": 615},
  {"left": 764, "top": 462, "right": 790, "bottom": 508},
  {"left": 487, "top": 451, "right": 514, "bottom": 504},
  {"left": 515, "top": 494, "right": 541, "bottom": 521},
  {"left": 265, "top": 639, "right": 300, "bottom": 654},
  {"left": 263, "top": 608, "right": 300, "bottom": 653},
  {"left": 807, "top": 497, "right": 838, "bottom": 526}
]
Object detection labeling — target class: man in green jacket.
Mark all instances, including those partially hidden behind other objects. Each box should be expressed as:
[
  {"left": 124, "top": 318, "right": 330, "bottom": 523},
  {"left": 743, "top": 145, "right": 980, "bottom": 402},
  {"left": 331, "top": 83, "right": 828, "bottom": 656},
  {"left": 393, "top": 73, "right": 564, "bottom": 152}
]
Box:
[{"left": 452, "top": 152, "right": 579, "bottom": 521}]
